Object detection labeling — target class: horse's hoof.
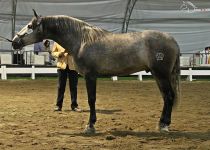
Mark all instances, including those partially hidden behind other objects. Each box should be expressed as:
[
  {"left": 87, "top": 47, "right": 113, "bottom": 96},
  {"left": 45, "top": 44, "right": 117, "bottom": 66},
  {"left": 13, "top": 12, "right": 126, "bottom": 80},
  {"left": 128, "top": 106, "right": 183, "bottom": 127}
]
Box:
[
  {"left": 84, "top": 125, "right": 96, "bottom": 134},
  {"left": 158, "top": 123, "right": 169, "bottom": 133},
  {"left": 160, "top": 126, "right": 169, "bottom": 133}
]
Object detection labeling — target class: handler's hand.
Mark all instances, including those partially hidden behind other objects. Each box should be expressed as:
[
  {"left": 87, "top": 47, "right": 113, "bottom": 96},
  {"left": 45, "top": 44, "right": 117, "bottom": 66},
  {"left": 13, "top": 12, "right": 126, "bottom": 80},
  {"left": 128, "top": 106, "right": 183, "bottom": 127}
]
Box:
[
  {"left": 58, "top": 52, "right": 68, "bottom": 57},
  {"left": 64, "top": 53, "right": 68, "bottom": 57}
]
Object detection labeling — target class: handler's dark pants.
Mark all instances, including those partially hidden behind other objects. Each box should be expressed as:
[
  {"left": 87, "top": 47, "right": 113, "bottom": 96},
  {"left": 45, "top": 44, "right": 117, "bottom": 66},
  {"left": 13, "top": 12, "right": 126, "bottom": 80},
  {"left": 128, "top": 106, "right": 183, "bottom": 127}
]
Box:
[{"left": 56, "top": 67, "right": 78, "bottom": 110}]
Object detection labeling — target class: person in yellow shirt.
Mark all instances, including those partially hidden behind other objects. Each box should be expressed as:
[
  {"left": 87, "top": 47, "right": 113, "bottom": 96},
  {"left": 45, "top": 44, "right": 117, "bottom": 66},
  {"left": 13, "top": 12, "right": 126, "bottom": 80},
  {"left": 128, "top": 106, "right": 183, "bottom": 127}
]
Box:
[{"left": 51, "top": 42, "right": 81, "bottom": 112}]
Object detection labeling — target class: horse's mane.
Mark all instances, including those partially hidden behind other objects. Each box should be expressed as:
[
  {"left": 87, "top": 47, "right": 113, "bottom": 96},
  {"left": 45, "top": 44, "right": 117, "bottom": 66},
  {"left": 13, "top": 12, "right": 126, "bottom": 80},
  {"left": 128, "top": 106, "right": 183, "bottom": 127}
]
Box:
[{"left": 41, "top": 15, "right": 110, "bottom": 43}]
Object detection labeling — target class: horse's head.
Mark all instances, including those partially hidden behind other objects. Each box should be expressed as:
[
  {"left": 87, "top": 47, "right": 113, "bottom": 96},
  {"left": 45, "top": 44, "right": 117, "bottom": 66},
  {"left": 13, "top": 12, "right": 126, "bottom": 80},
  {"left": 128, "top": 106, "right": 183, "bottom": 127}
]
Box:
[{"left": 12, "top": 9, "right": 44, "bottom": 50}]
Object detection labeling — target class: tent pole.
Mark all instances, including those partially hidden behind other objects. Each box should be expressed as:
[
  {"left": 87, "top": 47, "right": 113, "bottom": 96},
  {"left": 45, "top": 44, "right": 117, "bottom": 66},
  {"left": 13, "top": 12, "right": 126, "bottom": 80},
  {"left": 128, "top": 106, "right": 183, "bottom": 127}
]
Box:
[
  {"left": 12, "top": 0, "right": 17, "bottom": 38},
  {"left": 122, "top": 0, "right": 137, "bottom": 33}
]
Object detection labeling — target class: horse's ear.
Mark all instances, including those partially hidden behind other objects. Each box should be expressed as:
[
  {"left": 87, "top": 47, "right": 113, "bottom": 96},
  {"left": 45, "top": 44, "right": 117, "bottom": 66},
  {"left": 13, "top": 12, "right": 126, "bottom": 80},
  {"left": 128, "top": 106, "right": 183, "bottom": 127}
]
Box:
[
  {"left": 32, "top": 9, "right": 42, "bottom": 25},
  {"left": 33, "top": 9, "right": 39, "bottom": 19}
]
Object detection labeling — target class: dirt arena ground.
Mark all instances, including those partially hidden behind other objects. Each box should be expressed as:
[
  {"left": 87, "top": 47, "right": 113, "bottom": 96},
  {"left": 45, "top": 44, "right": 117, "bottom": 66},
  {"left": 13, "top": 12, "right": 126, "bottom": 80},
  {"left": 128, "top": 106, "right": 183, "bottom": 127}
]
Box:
[{"left": 0, "top": 79, "right": 209, "bottom": 150}]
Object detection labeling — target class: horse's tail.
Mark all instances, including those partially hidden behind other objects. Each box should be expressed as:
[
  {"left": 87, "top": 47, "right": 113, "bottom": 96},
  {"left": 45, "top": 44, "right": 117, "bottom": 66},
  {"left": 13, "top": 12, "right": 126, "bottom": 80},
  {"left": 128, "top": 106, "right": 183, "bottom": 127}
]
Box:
[{"left": 171, "top": 46, "right": 181, "bottom": 108}]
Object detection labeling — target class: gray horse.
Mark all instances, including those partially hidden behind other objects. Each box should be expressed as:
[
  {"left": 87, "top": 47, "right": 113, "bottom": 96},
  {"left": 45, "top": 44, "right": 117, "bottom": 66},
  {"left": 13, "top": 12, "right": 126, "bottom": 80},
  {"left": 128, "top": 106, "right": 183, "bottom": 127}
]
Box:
[{"left": 12, "top": 10, "right": 180, "bottom": 134}]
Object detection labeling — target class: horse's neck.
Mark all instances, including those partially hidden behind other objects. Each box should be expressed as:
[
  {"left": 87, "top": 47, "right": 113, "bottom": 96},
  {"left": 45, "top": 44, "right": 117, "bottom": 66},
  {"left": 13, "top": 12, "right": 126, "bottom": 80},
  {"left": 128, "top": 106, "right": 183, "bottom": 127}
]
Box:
[
  {"left": 43, "top": 17, "right": 82, "bottom": 53},
  {"left": 43, "top": 16, "right": 109, "bottom": 54}
]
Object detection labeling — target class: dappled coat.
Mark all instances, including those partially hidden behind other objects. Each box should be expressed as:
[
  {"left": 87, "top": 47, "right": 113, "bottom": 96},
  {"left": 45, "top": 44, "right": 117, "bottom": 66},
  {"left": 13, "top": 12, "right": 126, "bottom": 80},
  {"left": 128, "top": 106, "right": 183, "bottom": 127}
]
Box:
[{"left": 51, "top": 42, "right": 76, "bottom": 70}]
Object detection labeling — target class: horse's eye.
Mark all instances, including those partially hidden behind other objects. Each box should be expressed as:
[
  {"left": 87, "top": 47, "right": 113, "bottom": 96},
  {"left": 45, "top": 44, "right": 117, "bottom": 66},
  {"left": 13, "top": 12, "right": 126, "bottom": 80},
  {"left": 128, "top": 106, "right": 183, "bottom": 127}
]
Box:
[
  {"left": 28, "top": 24, "right": 32, "bottom": 29},
  {"left": 27, "top": 29, "right": 33, "bottom": 34}
]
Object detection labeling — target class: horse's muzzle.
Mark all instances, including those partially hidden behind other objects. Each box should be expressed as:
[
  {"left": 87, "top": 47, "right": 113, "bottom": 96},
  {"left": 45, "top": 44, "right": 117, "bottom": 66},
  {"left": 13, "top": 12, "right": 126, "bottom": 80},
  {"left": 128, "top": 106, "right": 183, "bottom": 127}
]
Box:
[{"left": 12, "top": 36, "right": 24, "bottom": 50}]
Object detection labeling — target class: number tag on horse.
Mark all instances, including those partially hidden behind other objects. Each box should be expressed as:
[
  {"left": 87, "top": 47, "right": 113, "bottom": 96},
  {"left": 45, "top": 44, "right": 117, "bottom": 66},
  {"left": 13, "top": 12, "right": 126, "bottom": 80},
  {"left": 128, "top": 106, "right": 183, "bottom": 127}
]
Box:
[{"left": 156, "top": 52, "right": 164, "bottom": 61}]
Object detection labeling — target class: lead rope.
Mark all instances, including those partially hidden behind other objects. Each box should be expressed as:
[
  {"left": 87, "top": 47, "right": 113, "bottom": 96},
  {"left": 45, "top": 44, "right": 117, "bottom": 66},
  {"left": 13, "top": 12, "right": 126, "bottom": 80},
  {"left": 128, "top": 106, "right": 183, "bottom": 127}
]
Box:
[
  {"left": 0, "top": 35, "right": 23, "bottom": 52},
  {"left": 0, "top": 35, "right": 13, "bottom": 42}
]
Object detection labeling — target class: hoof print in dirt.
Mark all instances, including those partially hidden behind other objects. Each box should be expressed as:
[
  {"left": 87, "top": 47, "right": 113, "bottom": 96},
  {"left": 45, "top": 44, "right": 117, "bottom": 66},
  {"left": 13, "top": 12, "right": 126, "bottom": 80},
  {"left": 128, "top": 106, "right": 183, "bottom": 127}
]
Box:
[{"left": 106, "top": 135, "right": 116, "bottom": 140}]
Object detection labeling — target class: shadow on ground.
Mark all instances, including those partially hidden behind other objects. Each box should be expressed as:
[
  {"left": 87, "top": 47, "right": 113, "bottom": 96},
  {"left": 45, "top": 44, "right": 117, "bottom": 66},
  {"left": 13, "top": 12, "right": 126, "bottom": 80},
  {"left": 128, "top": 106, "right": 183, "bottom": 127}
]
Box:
[{"left": 64, "top": 109, "right": 122, "bottom": 114}]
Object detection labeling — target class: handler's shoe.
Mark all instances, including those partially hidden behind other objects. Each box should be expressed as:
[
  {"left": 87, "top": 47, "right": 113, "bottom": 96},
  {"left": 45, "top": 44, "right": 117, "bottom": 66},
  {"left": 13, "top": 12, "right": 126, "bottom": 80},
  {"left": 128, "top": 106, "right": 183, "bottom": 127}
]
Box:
[
  {"left": 72, "top": 107, "right": 82, "bottom": 112},
  {"left": 54, "top": 106, "right": 62, "bottom": 111}
]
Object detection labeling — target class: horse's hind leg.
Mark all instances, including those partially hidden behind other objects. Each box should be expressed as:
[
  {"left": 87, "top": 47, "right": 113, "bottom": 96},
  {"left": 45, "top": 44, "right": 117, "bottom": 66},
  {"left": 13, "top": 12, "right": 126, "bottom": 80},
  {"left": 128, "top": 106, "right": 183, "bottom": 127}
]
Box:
[{"left": 154, "top": 75, "right": 175, "bottom": 132}]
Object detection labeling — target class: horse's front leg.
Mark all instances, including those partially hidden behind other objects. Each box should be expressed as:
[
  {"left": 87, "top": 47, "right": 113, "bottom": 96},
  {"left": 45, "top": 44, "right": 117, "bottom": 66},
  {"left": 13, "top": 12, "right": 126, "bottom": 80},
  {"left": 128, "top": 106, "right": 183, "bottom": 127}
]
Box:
[{"left": 84, "top": 75, "right": 97, "bottom": 134}]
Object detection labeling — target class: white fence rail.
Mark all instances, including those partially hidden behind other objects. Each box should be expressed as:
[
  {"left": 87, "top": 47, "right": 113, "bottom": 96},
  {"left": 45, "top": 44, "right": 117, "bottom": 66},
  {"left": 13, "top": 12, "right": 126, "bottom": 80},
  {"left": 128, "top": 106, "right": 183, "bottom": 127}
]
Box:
[
  {"left": 112, "top": 68, "right": 210, "bottom": 81},
  {"left": 1, "top": 65, "right": 210, "bottom": 81},
  {"left": 0, "top": 65, "right": 57, "bottom": 80},
  {"left": 130, "top": 68, "right": 210, "bottom": 81}
]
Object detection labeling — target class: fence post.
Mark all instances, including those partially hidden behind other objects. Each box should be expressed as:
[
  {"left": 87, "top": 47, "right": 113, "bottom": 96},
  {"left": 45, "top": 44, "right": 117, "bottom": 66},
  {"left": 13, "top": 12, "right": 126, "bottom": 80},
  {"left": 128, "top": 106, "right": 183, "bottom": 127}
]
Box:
[
  {"left": 189, "top": 67, "right": 192, "bottom": 81},
  {"left": 0, "top": 66, "right": 2, "bottom": 80},
  {"left": 137, "top": 72, "right": 143, "bottom": 81},
  {"left": 31, "top": 65, "right": 35, "bottom": 80},
  {"left": 2, "top": 65, "right": 7, "bottom": 80},
  {"left": 112, "top": 76, "right": 118, "bottom": 81}
]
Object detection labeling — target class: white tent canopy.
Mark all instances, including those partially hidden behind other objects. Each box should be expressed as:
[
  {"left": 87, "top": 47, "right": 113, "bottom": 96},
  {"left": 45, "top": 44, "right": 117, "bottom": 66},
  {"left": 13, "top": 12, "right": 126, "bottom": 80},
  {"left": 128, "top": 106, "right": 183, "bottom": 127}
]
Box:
[{"left": 1, "top": 0, "right": 210, "bottom": 53}]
